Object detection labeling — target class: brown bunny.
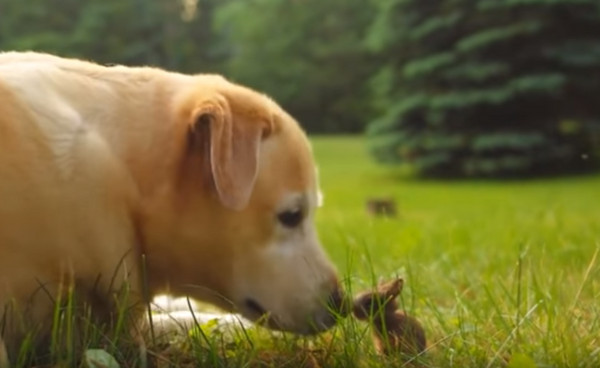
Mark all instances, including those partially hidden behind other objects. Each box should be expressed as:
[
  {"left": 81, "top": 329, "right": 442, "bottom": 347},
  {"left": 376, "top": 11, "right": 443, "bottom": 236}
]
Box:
[{"left": 353, "top": 278, "right": 426, "bottom": 356}]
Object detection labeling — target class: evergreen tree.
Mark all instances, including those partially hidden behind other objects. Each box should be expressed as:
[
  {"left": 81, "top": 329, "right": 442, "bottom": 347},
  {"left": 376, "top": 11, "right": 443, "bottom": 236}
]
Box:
[
  {"left": 216, "top": 0, "right": 376, "bottom": 133},
  {"left": 367, "top": 0, "right": 600, "bottom": 177}
]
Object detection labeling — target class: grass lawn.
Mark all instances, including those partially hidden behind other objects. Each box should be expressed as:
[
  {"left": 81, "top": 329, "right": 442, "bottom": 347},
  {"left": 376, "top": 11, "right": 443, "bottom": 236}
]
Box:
[
  {"left": 311, "top": 135, "right": 600, "bottom": 367},
  {"left": 15, "top": 135, "right": 600, "bottom": 368}
]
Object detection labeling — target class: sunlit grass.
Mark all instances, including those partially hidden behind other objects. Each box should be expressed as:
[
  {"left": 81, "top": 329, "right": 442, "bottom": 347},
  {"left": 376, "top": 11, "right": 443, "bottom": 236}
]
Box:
[
  {"left": 313, "top": 135, "right": 600, "bottom": 367},
  {"left": 9, "top": 135, "right": 600, "bottom": 367}
]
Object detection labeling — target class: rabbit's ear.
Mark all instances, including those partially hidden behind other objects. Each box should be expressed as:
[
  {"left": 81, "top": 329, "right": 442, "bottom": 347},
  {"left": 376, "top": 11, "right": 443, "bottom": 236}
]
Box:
[{"left": 380, "top": 278, "right": 404, "bottom": 297}]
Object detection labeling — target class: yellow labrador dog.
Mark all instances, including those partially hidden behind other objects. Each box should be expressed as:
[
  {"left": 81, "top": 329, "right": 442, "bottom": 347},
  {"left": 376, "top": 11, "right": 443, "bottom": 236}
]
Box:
[{"left": 0, "top": 52, "right": 344, "bottom": 362}]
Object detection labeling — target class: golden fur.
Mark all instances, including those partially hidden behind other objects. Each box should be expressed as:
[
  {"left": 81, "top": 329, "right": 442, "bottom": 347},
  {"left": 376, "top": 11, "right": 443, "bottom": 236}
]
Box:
[{"left": 0, "top": 52, "right": 342, "bottom": 363}]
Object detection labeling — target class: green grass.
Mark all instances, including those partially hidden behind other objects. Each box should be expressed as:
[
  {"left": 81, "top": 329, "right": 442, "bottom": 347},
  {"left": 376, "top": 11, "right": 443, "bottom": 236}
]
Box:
[
  {"left": 312, "top": 135, "right": 600, "bottom": 367},
  {"left": 11, "top": 135, "right": 600, "bottom": 367}
]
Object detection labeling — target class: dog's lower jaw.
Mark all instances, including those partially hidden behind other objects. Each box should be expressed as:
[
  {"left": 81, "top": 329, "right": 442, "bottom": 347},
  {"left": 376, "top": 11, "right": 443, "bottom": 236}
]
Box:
[
  {"left": 242, "top": 306, "right": 340, "bottom": 336},
  {"left": 238, "top": 285, "right": 348, "bottom": 335},
  {"left": 244, "top": 298, "right": 268, "bottom": 318}
]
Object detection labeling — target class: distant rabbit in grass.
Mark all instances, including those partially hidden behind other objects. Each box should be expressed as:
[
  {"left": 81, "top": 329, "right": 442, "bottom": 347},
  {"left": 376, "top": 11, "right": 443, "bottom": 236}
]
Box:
[
  {"left": 365, "top": 198, "right": 397, "bottom": 218},
  {"left": 353, "top": 278, "right": 426, "bottom": 357}
]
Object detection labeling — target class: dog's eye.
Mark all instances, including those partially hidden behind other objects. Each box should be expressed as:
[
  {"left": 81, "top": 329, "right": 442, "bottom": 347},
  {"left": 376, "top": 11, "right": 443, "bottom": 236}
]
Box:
[{"left": 277, "top": 209, "right": 303, "bottom": 228}]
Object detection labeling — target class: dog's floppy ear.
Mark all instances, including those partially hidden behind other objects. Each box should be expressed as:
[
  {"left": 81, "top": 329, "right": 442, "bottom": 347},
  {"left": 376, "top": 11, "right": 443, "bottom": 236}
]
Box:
[{"left": 189, "top": 96, "right": 264, "bottom": 211}]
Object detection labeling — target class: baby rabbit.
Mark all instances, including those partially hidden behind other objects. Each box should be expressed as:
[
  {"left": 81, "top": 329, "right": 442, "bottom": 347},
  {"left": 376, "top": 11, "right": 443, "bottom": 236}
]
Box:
[{"left": 353, "top": 278, "right": 426, "bottom": 357}]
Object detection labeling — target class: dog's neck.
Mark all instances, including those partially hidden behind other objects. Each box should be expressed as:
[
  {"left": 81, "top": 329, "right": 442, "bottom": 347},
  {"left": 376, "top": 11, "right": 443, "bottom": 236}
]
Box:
[{"left": 88, "top": 70, "right": 191, "bottom": 199}]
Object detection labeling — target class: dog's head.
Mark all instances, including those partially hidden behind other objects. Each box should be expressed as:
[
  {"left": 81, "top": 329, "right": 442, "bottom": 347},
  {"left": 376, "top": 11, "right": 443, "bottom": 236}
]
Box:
[{"left": 142, "top": 76, "right": 346, "bottom": 334}]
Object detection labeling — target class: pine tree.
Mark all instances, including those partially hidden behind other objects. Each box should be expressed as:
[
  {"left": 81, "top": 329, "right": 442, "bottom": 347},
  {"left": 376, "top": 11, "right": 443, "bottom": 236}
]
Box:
[{"left": 367, "top": 0, "right": 600, "bottom": 177}]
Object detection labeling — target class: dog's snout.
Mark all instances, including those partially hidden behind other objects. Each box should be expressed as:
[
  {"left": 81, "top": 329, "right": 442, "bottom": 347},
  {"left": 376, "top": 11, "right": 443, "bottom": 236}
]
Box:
[{"left": 302, "top": 284, "right": 350, "bottom": 334}]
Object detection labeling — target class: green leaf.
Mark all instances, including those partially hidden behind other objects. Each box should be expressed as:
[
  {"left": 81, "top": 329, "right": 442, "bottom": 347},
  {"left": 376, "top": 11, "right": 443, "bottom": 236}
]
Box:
[
  {"left": 403, "top": 52, "right": 456, "bottom": 79},
  {"left": 456, "top": 21, "right": 543, "bottom": 53},
  {"left": 443, "top": 62, "right": 510, "bottom": 82},
  {"left": 84, "top": 349, "right": 120, "bottom": 368},
  {"left": 409, "top": 11, "right": 464, "bottom": 41}
]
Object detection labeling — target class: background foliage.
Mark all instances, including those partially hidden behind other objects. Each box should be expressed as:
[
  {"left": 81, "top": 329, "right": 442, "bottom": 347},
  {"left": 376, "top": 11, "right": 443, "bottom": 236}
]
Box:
[
  {"left": 215, "top": 0, "right": 376, "bottom": 133},
  {"left": 1, "top": 0, "right": 600, "bottom": 177},
  {"left": 366, "top": 0, "right": 600, "bottom": 177}
]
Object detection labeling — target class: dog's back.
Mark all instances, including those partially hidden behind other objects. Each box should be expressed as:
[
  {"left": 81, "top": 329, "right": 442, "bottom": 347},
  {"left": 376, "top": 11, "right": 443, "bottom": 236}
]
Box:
[{"left": 0, "top": 57, "right": 143, "bottom": 356}]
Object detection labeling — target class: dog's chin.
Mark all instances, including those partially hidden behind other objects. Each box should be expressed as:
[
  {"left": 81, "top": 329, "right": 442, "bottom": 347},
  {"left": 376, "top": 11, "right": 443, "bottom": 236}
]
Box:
[{"left": 240, "top": 298, "right": 338, "bottom": 335}]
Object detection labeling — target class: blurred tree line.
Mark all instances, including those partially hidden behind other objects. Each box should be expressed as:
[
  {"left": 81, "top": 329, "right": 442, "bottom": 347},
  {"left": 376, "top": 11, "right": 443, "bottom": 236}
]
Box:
[
  {"left": 1, "top": 0, "right": 600, "bottom": 177},
  {"left": 367, "top": 0, "right": 600, "bottom": 177}
]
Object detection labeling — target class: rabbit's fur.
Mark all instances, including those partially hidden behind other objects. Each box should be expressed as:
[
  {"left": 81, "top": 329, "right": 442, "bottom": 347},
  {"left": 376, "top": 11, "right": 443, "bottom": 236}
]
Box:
[{"left": 353, "top": 278, "right": 426, "bottom": 356}]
